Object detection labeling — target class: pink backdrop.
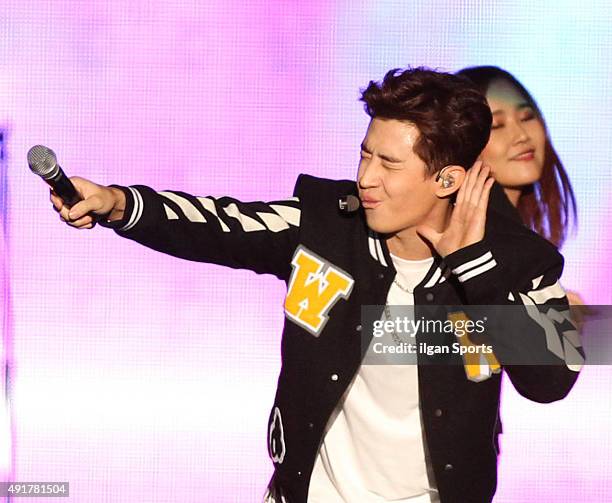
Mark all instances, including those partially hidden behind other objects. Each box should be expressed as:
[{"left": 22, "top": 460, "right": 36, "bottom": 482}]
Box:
[{"left": 2, "top": 1, "right": 611, "bottom": 501}]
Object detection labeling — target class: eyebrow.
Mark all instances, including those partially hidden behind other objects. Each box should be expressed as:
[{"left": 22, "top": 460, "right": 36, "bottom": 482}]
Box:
[
  {"left": 491, "top": 103, "right": 533, "bottom": 115},
  {"left": 360, "top": 143, "right": 403, "bottom": 163}
]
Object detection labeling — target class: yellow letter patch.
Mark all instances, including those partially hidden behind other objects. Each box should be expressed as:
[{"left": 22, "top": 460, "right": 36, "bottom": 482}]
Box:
[
  {"left": 448, "top": 311, "right": 501, "bottom": 382},
  {"left": 285, "top": 246, "right": 354, "bottom": 336}
]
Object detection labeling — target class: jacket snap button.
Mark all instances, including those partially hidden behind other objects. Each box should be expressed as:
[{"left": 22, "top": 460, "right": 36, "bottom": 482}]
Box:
[
  {"left": 434, "top": 408, "right": 443, "bottom": 417},
  {"left": 330, "top": 373, "right": 339, "bottom": 381},
  {"left": 297, "top": 471, "right": 302, "bottom": 476},
  {"left": 355, "top": 324, "right": 362, "bottom": 332},
  {"left": 444, "top": 463, "right": 454, "bottom": 471},
  {"left": 377, "top": 273, "right": 384, "bottom": 279},
  {"left": 308, "top": 422, "right": 314, "bottom": 429},
  {"left": 426, "top": 293, "right": 434, "bottom": 302}
]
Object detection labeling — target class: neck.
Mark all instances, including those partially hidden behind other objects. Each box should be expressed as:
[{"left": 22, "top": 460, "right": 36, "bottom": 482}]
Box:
[
  {"left": 386, "top": 202, "right": 452, "bottom": 260},
  {"left": 387, "top": 229, "right": 433, "bottom": 260},
  {"left": 504, "top": 187, "right": 522, "bottom": 207}
]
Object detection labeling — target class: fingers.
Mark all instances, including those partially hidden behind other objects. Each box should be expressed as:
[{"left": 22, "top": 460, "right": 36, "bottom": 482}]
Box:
[
  {"left": 461, "top": 165, "right": 492, "bottom": 237},
  {"left": 447, "top": 161, "right": 493, "bottom": 249},
  {"left": 416, "top": 224, "right": 442, "bottom": 247},
  {"left": 469, "top": 164, "right": 491, "bottom": 208},
  {"left": 58, "top": 211, "right": 96, "bottom": 229},
  {"left": 461, "top": 160, "right": 483, "bottom": 205},
  {"left": 455, "top": 172, "right": 467, "bottom": 206},
  {"left": 50, "top": 190, "right": 64, "bottom": 212},
  {"left": 457, "top": 161, "right": 492, "bottom": 212},
  {"left": 51, "top": 189, "right": 98, "bottom": 229},
  {"left": 58, "top": 206, "right": 71, "bottom": 222},
  {"left": 466, "top": 175, "right": 493, "bottom": 233},
  {"left": 477, "top": 176, "right": 495, "bottom": 212},
  {"left": 453, "top": 161, "right": 483, "bottom": 225},
  {"left": 67, "top": 197, "right": 102, "bottom": 220}
]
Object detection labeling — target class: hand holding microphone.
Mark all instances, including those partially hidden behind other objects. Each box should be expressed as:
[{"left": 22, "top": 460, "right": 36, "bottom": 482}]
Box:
[
  {"left": 28, "top": 145, "right": 83, "bottom": 206},
  {"left": 28, "top": 145, "right": 125, "bottom": 229},
  {"left": 49, "top": 176, "right": 124, "bottom": 229}
]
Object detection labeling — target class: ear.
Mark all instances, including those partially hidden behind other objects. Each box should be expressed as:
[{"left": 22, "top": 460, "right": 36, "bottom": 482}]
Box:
[{"left": 433, "top": 165, "right": 466, "bottom": 198}]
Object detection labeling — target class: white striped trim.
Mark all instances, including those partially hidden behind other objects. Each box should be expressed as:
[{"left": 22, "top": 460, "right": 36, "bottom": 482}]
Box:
[
  {"left": 119, "top": 187, "right": 144, "bottom": 231},
  {"left": 223, "top": 203, "right": 267, "bottom": 232},
  {"left": 547, "top": 308, "right": 569, "bottom": 325},
  {"left": 452, "top": 251, "right": 494, "bottom": 276},
  {"left": 546, "top": 310, "right": 584, "bottom": 371},
  {"left": 548, "top": 309, "right": 583, "bottom": 348},
  {"left": 269, "top": 204, "right": 300, "bottom": 227},
  {"left": 517, "top": 297, "right": 584, "bottom": 371},
  {"left": 423, "top": 266, "right": 443, "bottom": 288},
  {"left": 562, "top": 329, "right": 581, "bottom": 348},
  {"left": 564, "top": 343, "right": 585, "bottom": 372},
  {"left": 532, "top": 275, "right": 544, "bottom": 289},
  {"left": 367, "top": 234, "right": 378, "bottom": 262},
  {"left": 366, "top": 231, "right": 389, "bottom": 267},
  {"left": 457, "top": 259, "right": 497, "bottom": 283},
  {"left": 163, "top": 204, "right": 179, "bottom": 220},
  {"left": 374, "top": 236, "right": 388, "bottom": 267},
  {"left": 527, "top": 280, "right": 566, "bottom": 305},
  {"left": 159, "top": 191, "right": 207, "bottom": 223},
  {"left": 257, "top": 211, "right": 290, "bottom": 232},
  {"left": 439, "top": 267, "right": 451, "bottom": 284},
  {"left": 263, "top": 490, "right": 287, "bottom": 503},
  {"left": 555, "top": 308, "right": 580, "bottom": 331},
  {"left": 425, "top": 266, "right": 451, "bottom": 288},
  {"left": 197, "top": 197, "right": 230, "bottom": 232},
  {"left": 519, "top": 293, "right": 565, "bottom": 360}
]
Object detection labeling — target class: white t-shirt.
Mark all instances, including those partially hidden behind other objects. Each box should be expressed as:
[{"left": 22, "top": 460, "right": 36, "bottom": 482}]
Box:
[{"left": 307, "top": 254, "right": 439, "bottom": 503}]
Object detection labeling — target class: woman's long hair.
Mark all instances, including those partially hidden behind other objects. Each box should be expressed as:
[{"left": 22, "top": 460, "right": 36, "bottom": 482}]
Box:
[{"left": 457, "top": 66, "right": 577, "bottom": 247}]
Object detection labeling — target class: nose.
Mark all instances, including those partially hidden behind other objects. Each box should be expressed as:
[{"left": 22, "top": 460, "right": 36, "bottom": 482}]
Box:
[
  {"left": 357, "top": 158, "right": 380, "bottom": 189},
  {"left": 510, "top": 120, "right": 529, "bottom": 145}
]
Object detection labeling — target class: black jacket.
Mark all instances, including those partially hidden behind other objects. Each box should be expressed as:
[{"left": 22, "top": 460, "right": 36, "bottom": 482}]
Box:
[{"left": 102, "top": 175, "right": 582, "bottom": 503}]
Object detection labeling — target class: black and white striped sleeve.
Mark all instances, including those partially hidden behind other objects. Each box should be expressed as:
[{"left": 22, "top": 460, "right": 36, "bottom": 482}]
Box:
[
  {"left": 99, "top": 184, "right": 301, "bottom": 280},
  {"left": 443, "top": 239, "right": 584, "bottom": 403}
]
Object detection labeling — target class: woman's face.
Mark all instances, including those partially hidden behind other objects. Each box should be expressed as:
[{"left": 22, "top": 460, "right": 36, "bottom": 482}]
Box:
[{"left": 481, "top": 79, "right": 547, "bottom": 191}]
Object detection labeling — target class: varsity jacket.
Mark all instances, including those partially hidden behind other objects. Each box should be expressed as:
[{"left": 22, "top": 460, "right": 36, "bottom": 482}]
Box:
[{"left": 101, "top": 174, "right": 583, "bottom": 503}]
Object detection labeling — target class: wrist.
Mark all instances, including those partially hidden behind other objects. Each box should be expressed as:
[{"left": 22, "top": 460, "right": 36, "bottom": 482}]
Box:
[{"left": 107, "top": 186, "right": 126, "bottom": 222}]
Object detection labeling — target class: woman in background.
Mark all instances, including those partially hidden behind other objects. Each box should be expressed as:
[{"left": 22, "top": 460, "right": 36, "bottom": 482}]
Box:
[{"left": 456, "top": 66, "right": 583, "bottom": 305}]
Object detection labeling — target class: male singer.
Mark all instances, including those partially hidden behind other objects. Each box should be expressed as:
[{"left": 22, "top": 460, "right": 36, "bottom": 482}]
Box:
[{"left": 50, "top": 67, "right": 582, "bottom": 503}]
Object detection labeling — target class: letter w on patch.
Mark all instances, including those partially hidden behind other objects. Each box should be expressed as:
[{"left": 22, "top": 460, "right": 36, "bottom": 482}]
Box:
[{"left": 285, "top": 245, "right": 354, "bottom": 336}]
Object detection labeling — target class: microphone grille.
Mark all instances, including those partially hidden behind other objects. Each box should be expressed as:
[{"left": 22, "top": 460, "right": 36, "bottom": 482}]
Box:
[{"left": 27, "top": 145, "right": 57, "bottom": 177}]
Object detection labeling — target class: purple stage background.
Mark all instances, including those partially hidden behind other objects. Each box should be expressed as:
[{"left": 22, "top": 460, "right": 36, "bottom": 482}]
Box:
[{"left": 1, "top": 1, "right": 611, "bottom": 501}]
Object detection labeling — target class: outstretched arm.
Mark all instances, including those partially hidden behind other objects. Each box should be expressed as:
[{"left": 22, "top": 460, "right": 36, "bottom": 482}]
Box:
[{"left": 50, "top": 177, "right": 301, "bottom": 280}]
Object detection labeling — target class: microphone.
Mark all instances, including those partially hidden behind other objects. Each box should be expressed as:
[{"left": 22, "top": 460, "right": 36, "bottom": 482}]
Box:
[
  {"left": 338, "top": 194, "right": 360, "bottom": 214},
  {"left": 28, "top": 145, "right": 82, "bottom": 207}
]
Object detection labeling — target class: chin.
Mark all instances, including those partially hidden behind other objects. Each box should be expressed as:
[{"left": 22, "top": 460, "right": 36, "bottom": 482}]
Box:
[
  {"left": 363, "top": 213, "right": 388, "bottom": 233},
  {"left": 363, "top": 212, "right": 409, "bottom": 235},
  {"left": 499, "top": 163, "right": 544, "bottom": 187},
  {"left": 364, "top": 219, "right": 389, "bottom": 234}
]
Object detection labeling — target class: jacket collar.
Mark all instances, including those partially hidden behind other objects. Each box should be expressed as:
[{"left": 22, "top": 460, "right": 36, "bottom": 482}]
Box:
[{"left": 368, "top": 229, "right": 449, "bottom": 290}]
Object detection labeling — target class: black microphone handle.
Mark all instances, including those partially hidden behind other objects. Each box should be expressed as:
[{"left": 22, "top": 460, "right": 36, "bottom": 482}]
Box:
[{"left": 46, "top": 166, "right": 82, "bottom": 207}]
